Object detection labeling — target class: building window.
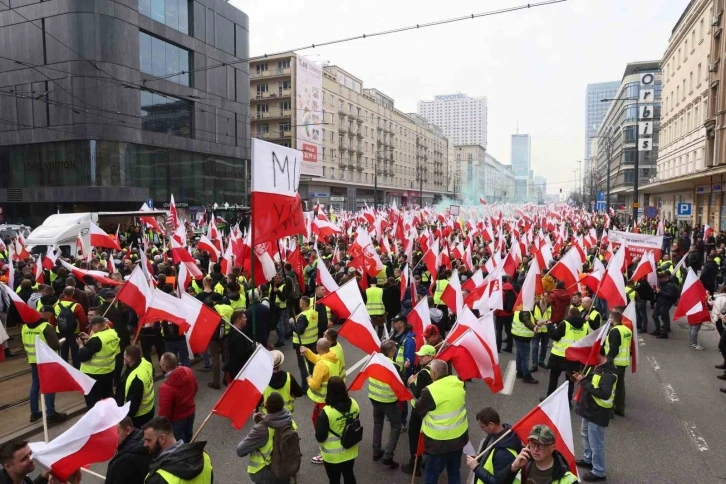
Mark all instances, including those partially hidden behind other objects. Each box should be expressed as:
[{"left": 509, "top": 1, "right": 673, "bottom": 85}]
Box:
[
  {"left": 684, "top": 40, "right": 688, "bottom": 59},
  {"left": 330, "top": 167, "right": 335, "bottom": 179},
  {"left": 140, "top": 91, "right": 192, "bottom": 137},
  {"left": 280, "top": 101, "right": 290, "bottom": 111},
  {"left": 139, "top": 32, "right": 191, "bottom": 86},
  {"left": 700, "top": 18, "right": 705, "bottom": 41},
  {"left": 278, "top": 60, "right": 290, "bottom": 70},
  {"left": 698, "top": 64, "right": 702, "bottom": 86},
  {"left": 139, "top": 0, "right": 189, "bottom": 34},
  {"left": 256, "top": 63, "right": 268, "bottom": 73}
]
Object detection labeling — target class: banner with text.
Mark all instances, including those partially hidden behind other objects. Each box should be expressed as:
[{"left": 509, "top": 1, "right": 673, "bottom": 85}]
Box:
[
  {"left": 295, "top": 55, "right": 324, "bottom": 177},
  {"left": 251, "top": 139, "right": 306, "bottom": 244},
  {"left": 608, "top": 230, "right": 663, "bottom": 261}
]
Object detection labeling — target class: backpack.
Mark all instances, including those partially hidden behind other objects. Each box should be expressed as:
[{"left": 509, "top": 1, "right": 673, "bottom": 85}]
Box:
[
  {"left": 329, "top": 411, "right": 363, "bottom": 449},
  {"left": 503, "top": 289, "right": 517, "bottom": 313},
  {"left": 56, "top": 302, "right": 77, "bottom": 337},
  {"left": 288, "top": 274, "right": 302, "bottom": 300},
  {"left": 270, "top": 424, "right": 301, "bottom": 480}
]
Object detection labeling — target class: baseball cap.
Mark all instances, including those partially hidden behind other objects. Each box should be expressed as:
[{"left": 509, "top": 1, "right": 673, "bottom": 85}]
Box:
[
  {"left": 415, "top": 344, "right": 436, "bottom": 357},
  {"left": 391, "top": 313, "right": 407, "bottom": 323},
  {"left": 271, "top": 350, "right": 285, "bottom": 368},
  {"left": 528, "top": 424, "right": 555, "bottom": 445}
]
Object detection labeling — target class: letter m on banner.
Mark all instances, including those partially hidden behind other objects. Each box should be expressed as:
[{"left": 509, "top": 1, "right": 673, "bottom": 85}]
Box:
[{"left": 251, "top": 138, "right": 306, "bottom": 244}]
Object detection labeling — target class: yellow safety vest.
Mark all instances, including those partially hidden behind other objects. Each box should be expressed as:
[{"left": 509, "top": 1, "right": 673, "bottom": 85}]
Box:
[
  {"left": 625, "top": 287, "right": 636, "bottom": 302},
  {"left": 320, "top": 399, "right": 360, "bottom": 464},
  {"left": 330, "top": 343, "right": 346, "bottom": 383},
  {"left": 533, "top": 305, "right": 551, "bottom": 333},
  {"left": 247, "top": 423, "right": 295, "bottom": 475},
  {"left": 394, "top": 334, "right": 414, "bottom": 371},
  {"left": 376, "top": 268, "right": 388, "bottom": 286},
  {"left": 263, "top": 372, "right": 295, "bottom": 413},
  {"left": 213, "top": 282, "right": 225, "bottom": 295},
  {"left": 190, "top": 279, "right": 203, "bottom": 295},
  {"left": 477, "top": 447, "right": 519, "bottom": 484},
  {"left": 604, "top": 325, "right": 632, "bottom": 367},
  {"left": 511, "top": 311, "right": 534, "bottom": 338},
  {"left": 585, "top": 309, "right": 600, "bottom": 332},
  {"left": 306, "top": 358, "right": 337, "bottom": 403},
  {"left": 16, "top": 283, "right": 39, "bottom": 293},
  {"left": 293, "top": 308, "right": 318, "bottom": 345},
  {"left": 22, "top": 322, "right": 49, "bottom": 364},
  {"left": 152, "top": 451, "right": 213, "bottom": 484},
  {"left": 125, "top": 358, "right": 155, "bottom": 417},
  {"left": 80, "top": 329, "right": 120, "bottom": 375},
  {"left": 421, "top": 270, "right": 430, "bottom": 283},
  {"left": 230, "top": 294, "right": 247, "bottom": 311},
  {"left": 368, "top": 356, "right": 398, "bottom": 403},
  {"left": 365, "top": 287, "right": 385, "bottom": 316},
  {"left": 215, "top": 304, "right": 233, "bottom": 336},
  {"left": 421, "top": 375, "right": 468, "bottom": 441},
  {"left": 591, "top": 372, "right": 618, "bottom": 409},
  {"left": 271, "top": 284, "right": 287, "bottom": 309},
  {"left": 433, "top": 279, "right": 449, "bottom": 305},
  {"left": 54, "top": 301, "right": 80, "bottom": 334},
  {"left": 550, "top": 321, "right": 588, "bottom": 357}
]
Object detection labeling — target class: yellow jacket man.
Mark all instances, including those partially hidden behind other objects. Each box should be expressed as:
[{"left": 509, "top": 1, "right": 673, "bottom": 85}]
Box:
[
  {"left": 117, "top": 344, "right": 155, "bottom": 428},
  {"left": 78, "top": 315, "right": 120, "bottom": 409}
]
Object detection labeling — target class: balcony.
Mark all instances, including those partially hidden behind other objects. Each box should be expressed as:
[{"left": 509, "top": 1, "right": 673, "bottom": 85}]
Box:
[
  {"left": 276, "top": 89, "right": 292, "bottom": 98},
  {"left": 251, "top": 67, "right": 291, "bottom": 79},
  {"left": 339, "top": 125, "right": 348, "bottom": 134},
  {"left": 356, "top": 162, "right": 364, "bottom": 171},
  {"left": 338, "top": 161, "right": 346, "bottom": 168},
  {"left": 338, "top": 144, "right": 346, "bottom": 151},
  {"left": 256, "top": 131, "right": 272, "bottom": 140},
  {"left": 377, "top": 125, "right": 383, "bottom": 132},
  {"left": 356, "top": 116, "right": 364, "bottom": 124},
  {"left": 356, "top": 148, "right": 363, "bottom": 155},
  {"left": 347, "top": 162, "right": 355, "bottom": 170},
  {"left": 348, "top": 146, "right": 356, "bottom": 153},
  {"left": 338, "top": 107, "right": 346, "bottom": 115},
  {"left": 256, "top": 110, "right": 292, "bottom": 120},
  {"left": 356, "top": 132, "right": 363, "bottom": 139}
]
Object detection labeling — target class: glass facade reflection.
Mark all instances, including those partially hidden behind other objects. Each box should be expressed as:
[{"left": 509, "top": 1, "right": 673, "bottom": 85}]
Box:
[
  {"left": 139, "top": 0, "right": 189, "bottom": 34},
  {"left": 139, "top": 32, "right": 190, "bottom": 86},
  {"left": 0, "top": 140, "right": 249, "bottom": 205},
  {"left": 140, "top": 92, "right": 193, "bottom": 137}
]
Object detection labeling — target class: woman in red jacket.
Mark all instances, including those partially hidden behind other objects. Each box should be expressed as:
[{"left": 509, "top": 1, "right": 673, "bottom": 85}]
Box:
[{"left": 158, "top": 352, "right": 198, "bottom": 443}]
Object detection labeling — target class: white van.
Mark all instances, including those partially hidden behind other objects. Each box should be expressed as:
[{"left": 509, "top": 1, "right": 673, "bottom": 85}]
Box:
[{"left": 26, "top": 211, "right": 168, "bottom": 258}]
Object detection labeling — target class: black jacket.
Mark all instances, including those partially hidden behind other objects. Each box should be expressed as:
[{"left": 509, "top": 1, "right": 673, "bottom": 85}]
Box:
[
  {"left": 225, "top": 326, "right": 255, "bottom": 378},
  {"left": 700, "top": 261, "right": 719, "bottom": 292},
  {"left": 106, "top": 428, "right": 152, "bottom": 484},
  {"left": 382, "top": 284, "right": 401, "bottom": 317},
  {"left": 575, "top": 362, "right": 617, "bottom": 428},
  {"left": 0, "top": 470, "right": 47, "bottom": 484},
  {"left": 146, "top": 441, "right": 211, "bottom": 484},
  {"left": 244, "top": 303, "right": 270, "bottom": 347},
  {"left": 655, "top": 280, "right": 679, "bottom": 305},
  {"left": 634, "top": 279, "right": 654, "bottom": 301},
  {"left": 116, "top": 360, "right": 148, "bottom": 417},
  {"left": 499, "top": 450, "right": 577, "bottom": 484},
  {"left": 473, "top": 424, "right": 522, "bottom": 484}
]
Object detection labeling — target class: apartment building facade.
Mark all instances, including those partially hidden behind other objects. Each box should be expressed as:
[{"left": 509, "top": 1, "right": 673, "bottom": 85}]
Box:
[
  {"left": 250, "top": 54, "right": 452, "bottom": 210},
  {"left": 453, "top": 145, "right": 514, "bottom": 204}
]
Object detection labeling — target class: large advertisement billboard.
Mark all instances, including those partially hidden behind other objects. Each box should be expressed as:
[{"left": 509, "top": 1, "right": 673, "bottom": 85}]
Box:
[{"left": 295, "top": 56, "right": 323, "bottom": 177}]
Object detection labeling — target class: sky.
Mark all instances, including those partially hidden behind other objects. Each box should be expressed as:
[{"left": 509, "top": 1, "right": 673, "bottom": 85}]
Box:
[{"left": 233, "top": 0, "right": 690, "bottom": 195}]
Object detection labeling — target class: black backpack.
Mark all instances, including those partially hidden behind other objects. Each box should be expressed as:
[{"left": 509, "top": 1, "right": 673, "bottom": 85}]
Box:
[
  {"left": 56, "top": 302, "right": 77, "bottom": 337},
  {"left": 329, "top": 411, "right": 363, "bottom": 449},
  {"left": 270, "top": 424, "right": 301, "bottom": 480}
]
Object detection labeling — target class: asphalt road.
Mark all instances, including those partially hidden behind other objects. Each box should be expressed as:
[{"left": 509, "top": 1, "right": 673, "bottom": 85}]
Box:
[{"left": 27, "top": 306, "right": 726, "bottom": 483}]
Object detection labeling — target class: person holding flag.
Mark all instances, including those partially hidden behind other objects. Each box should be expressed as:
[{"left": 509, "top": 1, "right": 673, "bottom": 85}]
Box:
[
  {"left": 78, "top": 315, "right": 120, "bottom": 409},
  {"left": 604, "top": 307, "right": 632, "bottom": 416},
  {"left": 369, "top": 340, "right": 403, "bottom": 470},
  {"left": 21, "top": 305, "right": 67, "bottom": 424},
  {"left": 511, "top": 309, "right": 539, "bottom": 384},
  {"left": 501, "top": 425, "right": 577, "bottom": 484},
  {"left": 652, "top": 272, "right": 679, "bottom": 338},
  {"left": 572, "top": 352, "right": 618, "bottom": 482},
  {"left": 466, "top": 407, "right": 522, "bottom": 484},
  {"left": 402, "top": 344, "right": 436, "bottom": 476}
]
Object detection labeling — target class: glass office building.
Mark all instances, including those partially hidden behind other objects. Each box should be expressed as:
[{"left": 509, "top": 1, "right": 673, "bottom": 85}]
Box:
[{"left": 585, "top": 81, "right": 620, "bottom": 160}]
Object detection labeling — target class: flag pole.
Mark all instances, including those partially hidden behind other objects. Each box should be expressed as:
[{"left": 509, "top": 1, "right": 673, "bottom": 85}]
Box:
[
  {"left": 101, "top": 293, "right": 120, "bottom": 318},
  {"left": 40, "top": 394, "right": 49, "bottom": 443},
  {"left": 222, "top": 318, "right": 255, "bottom": 344},
  {"left": 191, "top": 343, "right": 262, "bottom": 442},
  {"left": 473, "top": 429, "right": 513, "bottom": 460},
  {"left": 80, "top": 468, "right": 107, "bottom": 480},
  {"left": 410, "top": 448, "right": 420, "bottom": 484}
]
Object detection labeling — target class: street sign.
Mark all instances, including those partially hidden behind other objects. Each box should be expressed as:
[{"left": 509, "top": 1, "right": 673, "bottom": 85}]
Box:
[
  {"left": 677, "top": 202, "right": 692, "bottom": 220},
  {"left": 644, "top": 206, "right": 658, "bottom": 218},
  {"left": 632, "top": 203, "right": 640, "bottom": 208},
  {"left": 596, "top": 191, "right": 606, "bottom": 211},
  {"left": 147, "top": 199, "right": 154, "bottom": 208}
]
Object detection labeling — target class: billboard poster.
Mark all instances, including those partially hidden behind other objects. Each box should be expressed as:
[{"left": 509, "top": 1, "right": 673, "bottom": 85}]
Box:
[
  {"left": 608, "top": 230, "right": 663, "bottom": 261},
  {"left": 295, "top": 55, "right": 323, "bottom": 177}
]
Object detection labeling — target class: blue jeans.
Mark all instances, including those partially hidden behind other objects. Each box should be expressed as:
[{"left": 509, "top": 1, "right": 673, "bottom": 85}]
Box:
[
  {"left": 514, "top": 338, "right": 532, "bottom": 379},
  {"left": 202, "top": 349, "right": 211, "bottom": 370},
  {"left": 276, "top": 308, "right": 288, "bottom": 344},
  {"left": 60, "top": 337, "right": 80, "bottom": 369},
  {"left": 635, "top": 300, "right": 648, "bottom": 331},
  {"left": 690, "top": 324, "right": 702, "bottom": 345},
  {"left": 580, "top": 418, "right": 606, "bottom": 477},
  {"left": 423, "top": 449, "right": 462, "bottom": 484},
  {"left": 531, "top": 332, "right": 548, "bottom": 366},
  {"left": 165, "top": 340, "right": 190, "bottom": 367},
  {"left": 29, "top": 364, "right": 56, "bottom": 416},
  {"left": 171, "top": 413, "right": 195, "bottom": 443}
]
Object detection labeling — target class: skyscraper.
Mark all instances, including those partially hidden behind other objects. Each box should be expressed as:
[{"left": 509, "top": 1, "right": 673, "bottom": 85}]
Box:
[
  {"left": 511, "top": 134, "right": 531, "bottom": 202},
  {"left": 417, "top": 93, "right": 488, "bottom": 148},
  {"left": 585, "top": 81, "right": 620, "bottom": 160}
]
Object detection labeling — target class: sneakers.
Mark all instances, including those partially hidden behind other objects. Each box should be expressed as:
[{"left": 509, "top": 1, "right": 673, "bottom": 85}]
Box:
[
  {"left": 576, "top": 459, "right": 593, "bottom": 469},
  {"left": 582, "top": 471, "right": 607, "bottom": 482},
  {"left": 523, "top": 377, "right": 539, "bottom": 384},
  {"left": 311, "top": 454, "right": 324, "bottom": 464},
  {"left": 47, "top": 412, "right": 67, "bottom": 423},
  {"left": 381, "top": 458, "right": 399, "bottom": 470},
  {"left": 690, "top": 344, "right": 705, "bottom": 350}
]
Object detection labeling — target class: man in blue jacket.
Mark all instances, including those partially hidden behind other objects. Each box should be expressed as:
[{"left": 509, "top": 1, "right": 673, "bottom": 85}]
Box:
[
  {"left": 466, "top": 407, "right": 522, "bottom": 484},
  {"left": 391, "top": 313, "right": 416, "bottom": 428}
]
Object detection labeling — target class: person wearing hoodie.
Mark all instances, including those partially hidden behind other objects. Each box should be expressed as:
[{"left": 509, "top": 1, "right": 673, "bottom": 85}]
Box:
[
  {"left": 500, "top": 424, "right": 578, "bottom": 484},
  {"left": 106, "top": 416, "right": 152, "bottom": 484},
  {"left": 237, "top": 392, "right": 296, "bottom": 484},
  {"left": 158, "top": 352, "right": 199, "bottom": 443},
  {"left": 466, "top": 407, "right": 522, "bottom": 484},
  {"left": 548, "top": 281, "right": 573, "bottom": 326},
  {"left": 260, "top": 350, "right": 305, "bottom": 413},
  {"left": 573, "top": 354, "right": 617, "bottom": 482},
  {"left": 544, "top": 307, "right": 588, "bottom": 403},
  {"left": 316, "top": 377, "right": 360, "bottom": 484},
  {"left": 143, "top": 416, "right": 213, "bottom": 484}
]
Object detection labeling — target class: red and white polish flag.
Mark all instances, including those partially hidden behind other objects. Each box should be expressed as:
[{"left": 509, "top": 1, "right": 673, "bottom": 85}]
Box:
[
  {"left": 115, "top": 265, "right": 152, "bottom": 317},
  {"left": 549, "top": 247, "right": 581, "bottom": 294},
  {"left": 180, "top": 293, "right": 221, "bottom": 354},
  {"left": 320, "top": 279, "right": 381, "bottom": 354},
  {"left": 621, "top": 300, "right": 639, "bottom": 373},
  {"left": 579, "top": 258, "right": 605, "bottom": 295},
  {"left": 440, "top": 268, "right": 464, "bottom": 315},
  {"left": 599, "top": 244, "right": 627, "bottom": 309},
  {"left": 399, "top": 264, "right": 410, "bottom": 302},
  {"left": 348, "top": 352, "right": 413, "bottom": 401},
  {"left": 59, "top": 260, "right": 122, "bottom": 287},
  {"left": 511, "top": 382, "right": 578, "bottom": 477},
  {"left": 513, "top": 259, "right": 541, "bottom": 312},
  {"left": 0, "top": 283, "right": 41, "bottom": 323},
  {"left": 213, "top": 346, "right": 273, "bottom": 429},
  {"left": 564, "top": 320, "right": 611, "bottom": 366},
  {"left": 138, "top": 289, "right": 188, "bottom": 329},
  {"left": 197, "top": 234, "right": 220, "bottom": 262},
  {"left": 674, "top": 267, "right": 711, "bottom": 324},
  {"left": 408, "top": 295, "right": 431, "bottom": 351},
  {"left": 29, "top": 399, "right": 130, "bottom": 481},
  {"left": 316, "top": 257, "right": 340, "bottom": 294},
  {"left": 89, "top": 222, "right": 122, "bottom": 251},
  {"left": 36, "top": 336, "right": 95, "bottom": 395}
]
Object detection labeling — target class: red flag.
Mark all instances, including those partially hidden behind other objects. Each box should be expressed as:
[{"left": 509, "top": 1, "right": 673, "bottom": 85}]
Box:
[
  {"left": 440, "top": 269, "right": 463, "bottom": 315},
  {"left": 348, "top": 352, "right": 413, "bottom": 401},
  {"left": 1, "top": 283, "right": 41, "bottom": 323},
  {"left": 138, "top": 289, "right": 188, "bottom": 329},
  {"left": 674, "top": 268, "right": 711, "bottom": 324},
  {"left": 316, "top": 257, "right": 340, "bottom": 293},
  {"left": 181, "top": 293, "right": 222, "bottom": 354},
  {"left": 287, "top": 246, "right": 306, "bottom": 290},
  {"left": 89, "top": 222, "right": 122, "bottom": 251},
  {"left": 549, "top": 247, "right": 580, "bottom": 293},
  {"left": 599, "top": 245, "right": 627, "bottom": 308},
  {"left": 621, "top": 301, "right": 639, "bottom": 373},
  {"left": 115, "top": 266, "right": 152, "bottom": 317},
  {"left": 408, "top": 296, "right": 431, "bottom": 351},
  {"left": 564, "top": 321, "right": 611, "bottom": 366},
  {"left": 59, "top": 260, "right": 122, "bottom": 287},
  {"left": 198, "top": 235, "right": 221, "bottom": 262},
  {"left": 36, "top": 336, "right": 96, "bottom": 394},
  {"left": 513, "top": 259, "right": 540, "bottom": 312},
  {"left": 213, "top": 346, "right": 273, "bottom": 429}
]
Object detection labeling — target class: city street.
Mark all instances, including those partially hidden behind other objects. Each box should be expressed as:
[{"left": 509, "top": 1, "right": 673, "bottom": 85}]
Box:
[{"left": 24, "top": 309, "right": 726, "bottom": 483}]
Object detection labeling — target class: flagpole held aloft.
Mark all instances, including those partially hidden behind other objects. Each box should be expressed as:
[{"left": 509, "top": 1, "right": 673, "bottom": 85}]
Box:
[{"left": 40, "top": 394, "right": 49, "bottom": 443}]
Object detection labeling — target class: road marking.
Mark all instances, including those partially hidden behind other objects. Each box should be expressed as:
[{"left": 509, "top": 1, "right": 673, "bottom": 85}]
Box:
[
  {"left": 345, "top": 354, "right": 370, "bottom": 377},
  {"left": 662, "top": 383, "right": 679, "bottom": 403},
  {"left": 647, "top": 355, "right": 660, "bottom": 371},
  {"left": 638, "top": 337, "right": 645, "bottom": 347},
  {"left": 501, "top": 361, "right": 517, "bottom": 395},
  {"left": 681, "top": 421, "right": 709, "bottom": 452}
]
